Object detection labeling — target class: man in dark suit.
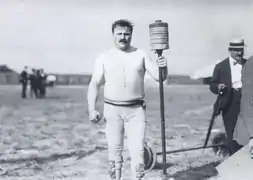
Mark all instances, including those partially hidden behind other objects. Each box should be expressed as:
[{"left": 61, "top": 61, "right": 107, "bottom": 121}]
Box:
[
  {"left": 29, "top": 68, "right": 38, "bottom": 98},
  {"left": 210, "top": 38, "right": 247, "bottom": 155},
  {"left": 39, "top": 68, "right": 47, "bottom": 98},
  {"left": 19, "top": 66, "right": 29, "bottom": 98}
]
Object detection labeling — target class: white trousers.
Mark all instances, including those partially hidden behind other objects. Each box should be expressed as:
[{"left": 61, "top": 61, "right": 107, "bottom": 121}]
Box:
[{"left": 104, "top": 102, "right": 147, "bottom": 179}]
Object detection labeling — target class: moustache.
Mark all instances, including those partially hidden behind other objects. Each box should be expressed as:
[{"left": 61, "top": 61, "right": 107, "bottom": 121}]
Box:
[
  {"left": 119, "top": 39, "right": 128, "bottom": 43},
  {"left": 236, "top": 54, "right": 243, "bottom": 57}
]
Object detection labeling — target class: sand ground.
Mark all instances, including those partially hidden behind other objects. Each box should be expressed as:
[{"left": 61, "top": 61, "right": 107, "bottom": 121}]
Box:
[{"left": 0, "top": 85, "right": 225, "bottom": 180}]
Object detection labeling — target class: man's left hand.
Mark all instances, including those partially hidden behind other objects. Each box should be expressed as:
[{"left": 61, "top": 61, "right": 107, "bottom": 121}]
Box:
[{"left": 156, "top": 56, "right": 167, "bottom": 68}]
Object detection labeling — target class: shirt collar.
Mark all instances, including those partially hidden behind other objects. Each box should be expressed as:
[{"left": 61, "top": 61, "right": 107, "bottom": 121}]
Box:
[{"left": 229, "top": 55, "right": 241, "bottom": 66}]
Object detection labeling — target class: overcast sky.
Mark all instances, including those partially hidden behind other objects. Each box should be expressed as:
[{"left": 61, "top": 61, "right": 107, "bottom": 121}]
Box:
[{"left": 0, "top": 0, "right": 252, "bottom": 74}]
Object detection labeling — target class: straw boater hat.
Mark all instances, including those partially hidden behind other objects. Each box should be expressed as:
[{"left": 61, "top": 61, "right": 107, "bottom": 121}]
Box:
[{"left": 229, "top": 38, "right": 246, "bottom": 49}]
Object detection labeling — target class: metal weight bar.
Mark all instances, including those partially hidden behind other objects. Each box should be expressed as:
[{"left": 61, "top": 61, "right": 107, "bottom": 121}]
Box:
[
  {"left": 144, "top": 142, "right": 227, "bottom": 171},
  {"left": 156, "top": 143, "right": 227, "bottom": 155},
  {"left": 156, "top": 49, "right": 168, "bottom": 176}
]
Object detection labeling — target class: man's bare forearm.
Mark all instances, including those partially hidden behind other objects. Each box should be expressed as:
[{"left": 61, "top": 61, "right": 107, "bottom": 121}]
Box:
[{"left": 87, "top": 82, "right": 100, "bottom": 113}]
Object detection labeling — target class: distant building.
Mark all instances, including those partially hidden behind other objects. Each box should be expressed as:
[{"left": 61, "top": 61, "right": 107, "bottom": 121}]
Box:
[
  {"left": 0, "top": 65, "right": 212, "bottom": 86},
  {"left": 53, "top": 74, "right": 92, "bottom": 85},
  {"left": 189, "top": 61, "right": 224, "bottom": 85},
  {"left": 166, "top": 75, "right": 204, "bottom": 85},
  {"left": 0, "top": 65, "right": 19, "bottom": 84}
]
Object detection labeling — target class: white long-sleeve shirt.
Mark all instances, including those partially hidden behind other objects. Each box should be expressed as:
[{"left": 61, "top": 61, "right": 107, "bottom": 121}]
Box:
[{"left": 229, "top": 56, "right": 242, "bottom": 89}]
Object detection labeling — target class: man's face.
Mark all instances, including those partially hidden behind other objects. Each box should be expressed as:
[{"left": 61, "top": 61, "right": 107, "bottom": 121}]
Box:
[
  {"left": 113, "top": 26, "right": 132, "bottom": 51},
  {"left": 230, "top": 48, "right": 244, "bottom": 62}
]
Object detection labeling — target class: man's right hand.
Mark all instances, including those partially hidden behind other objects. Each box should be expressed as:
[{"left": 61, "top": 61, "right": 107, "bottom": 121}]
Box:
[
  {"left": 218, "top": 84, "right": 226, "bottom": 90},
  {"left": 89, "top": 110, "right": 101, "bottom": 123},
  {"left": 218, "top": 84, "right": 226, "bottom": 94}
]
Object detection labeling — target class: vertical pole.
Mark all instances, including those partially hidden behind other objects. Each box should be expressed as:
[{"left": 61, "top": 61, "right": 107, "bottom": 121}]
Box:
[{"left": 156, "top": 49, "right": 167, "bottom": 176}]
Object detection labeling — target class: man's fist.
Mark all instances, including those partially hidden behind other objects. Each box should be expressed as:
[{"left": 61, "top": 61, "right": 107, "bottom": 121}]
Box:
[
  {"left": 89, "top": 110, "right": 101, "bottom": 123},
  {"left": 156, "top": 56, "right": 167, "bottom": 68},
  {"left": 218, "top": 84, "right": 226, "bottom": 90},
  {"left": 218, "top": 84, "right": 226, "bottom": 95}
]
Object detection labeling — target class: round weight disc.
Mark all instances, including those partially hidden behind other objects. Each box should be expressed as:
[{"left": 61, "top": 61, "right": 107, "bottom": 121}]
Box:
[
  {"left": 144, "top": 143, "right": 157, "bottom": 171},
  {"left": 144, "top": 143, "right": 152, "bottom": 170},
  {"left": 148, "top": 145, "right": 157, "bottom": 171},
  {"left": 211, "top": 132, "right": 230, "bottom": 157}
]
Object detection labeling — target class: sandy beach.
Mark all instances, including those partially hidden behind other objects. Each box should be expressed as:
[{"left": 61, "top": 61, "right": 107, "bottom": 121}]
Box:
[{"left": 0, "top": 85, "right": 225, "bottom": 180}]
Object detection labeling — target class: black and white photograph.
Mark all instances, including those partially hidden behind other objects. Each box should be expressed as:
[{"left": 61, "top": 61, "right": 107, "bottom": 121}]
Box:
[{"left": 0, "top": 0, "right": 253, "bottom": 180}]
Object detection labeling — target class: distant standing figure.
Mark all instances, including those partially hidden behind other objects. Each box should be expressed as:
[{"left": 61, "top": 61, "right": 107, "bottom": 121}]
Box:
[
  {"left": 36, "top": 69, "right": 42, "bottom": 98},
  {"left": 19, "top": 66, "right": 29, "bottom": 98},
  {"left": 209, "top": 38, "right": 247, "bottom": 155},
  {"left": 29, "top": 68, "right": 38, "bottom": 98},
  {"left": 39, "top": 68, "right": 47, "bottom": 98}
]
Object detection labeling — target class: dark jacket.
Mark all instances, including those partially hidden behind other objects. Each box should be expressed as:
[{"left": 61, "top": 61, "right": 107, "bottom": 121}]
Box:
[
  {"left": 209, "top": 57, "right": 247, "bottom": 113},
  {"left": 20, "top": 70, "right": 28, "bottom": 84}
]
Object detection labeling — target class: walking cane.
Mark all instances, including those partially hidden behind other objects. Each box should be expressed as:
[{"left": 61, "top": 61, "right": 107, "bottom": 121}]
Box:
[
  {"left": 149, "top": 20, "right": 169, "bottom": 179},
  {"left": 203, "top": 89, "right": 223, "bottom": 148}
]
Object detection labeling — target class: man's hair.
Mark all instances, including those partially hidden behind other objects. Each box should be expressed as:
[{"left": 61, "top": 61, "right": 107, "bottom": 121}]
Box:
[{"left": 112, "top": 19, "right": 134, "bottom": 33}]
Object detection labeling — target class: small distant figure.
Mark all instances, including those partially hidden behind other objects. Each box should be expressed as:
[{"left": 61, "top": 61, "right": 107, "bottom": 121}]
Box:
[
  {"left": 39, "top": 68, "right": 47, "bottom": 98},
  {"left": 29, "top": 68, "right": 38, "bottom": 98},
  {"left": 19, "top": 66, "right": 29, "bottom": 98},
  {"left": 35, "top": 69, "right": 42, "bottom": 98}
]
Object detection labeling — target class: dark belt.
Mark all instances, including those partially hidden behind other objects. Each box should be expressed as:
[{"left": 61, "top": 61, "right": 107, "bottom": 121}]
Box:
[
  {"left": 104, "top": 99, "right": 146, "bottom": 108},
  {"left": 233, "top": 88, "right": 241, "bottom": 92}
]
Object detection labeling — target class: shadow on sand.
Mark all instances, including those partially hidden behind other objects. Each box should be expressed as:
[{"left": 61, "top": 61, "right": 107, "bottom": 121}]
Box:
[
  {"left": 36, "top": 96, "right": 68, "bottom": 100},
  {"left": 153, "top": 161, "right": 221, "bottom": 180},
  {"left": 0, "top": 146, "right": 108, "bottom": 165},
  {"left": 153, "top": 162, "right": 174, "bottom": 170}
]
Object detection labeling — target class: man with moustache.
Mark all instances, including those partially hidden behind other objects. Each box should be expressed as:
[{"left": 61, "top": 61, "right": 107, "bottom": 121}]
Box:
[
  {"left": 87, "top": 19, "right": 168, "bottom": 180},
  {"left": 210, "top": 38, "right": 247, "bottom": 155}
]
